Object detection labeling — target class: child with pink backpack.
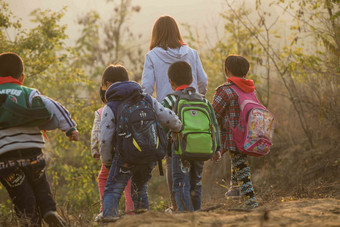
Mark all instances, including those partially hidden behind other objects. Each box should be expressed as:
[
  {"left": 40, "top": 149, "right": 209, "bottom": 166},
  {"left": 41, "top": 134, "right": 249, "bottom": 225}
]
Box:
[
  {"left": 212, "top": 55, "right": 275, "bottom": 209},
  {"left": 91, "top": 87, "right": 134, "bottom": 221}
]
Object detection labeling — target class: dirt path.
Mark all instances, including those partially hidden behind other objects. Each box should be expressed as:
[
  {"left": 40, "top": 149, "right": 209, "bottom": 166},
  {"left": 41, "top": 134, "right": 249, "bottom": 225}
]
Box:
[{"left": 102, "top": 198, "right": 340, "bottom": 227}]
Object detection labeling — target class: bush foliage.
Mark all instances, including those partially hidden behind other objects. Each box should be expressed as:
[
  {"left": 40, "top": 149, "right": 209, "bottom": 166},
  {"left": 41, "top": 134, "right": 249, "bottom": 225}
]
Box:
[{"left": 0, "top": 0, "right": 339, "bottom": 225}]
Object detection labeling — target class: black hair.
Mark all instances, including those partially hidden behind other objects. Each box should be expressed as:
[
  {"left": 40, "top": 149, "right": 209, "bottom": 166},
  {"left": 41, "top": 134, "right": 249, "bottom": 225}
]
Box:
[
  {"left": 99, "top": 87, "right": 106, "bottom": 103},
  {"left": 168, "top": 61, "right": 192, "bottom": 86},
  {"left": 0, "top": 52, "right": 24, "bottom": 79},
  {"left": 102, "top": 64, "right": 129, "bottom": 85},
  {"left": 224, "top": 55, "right": 250, "bottom": 77}
]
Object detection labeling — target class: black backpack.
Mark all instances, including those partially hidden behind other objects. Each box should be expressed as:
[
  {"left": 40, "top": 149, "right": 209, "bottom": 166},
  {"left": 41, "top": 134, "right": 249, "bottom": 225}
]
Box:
[{"left": 113, "top": 93, "right": 167, "bottom": 170}]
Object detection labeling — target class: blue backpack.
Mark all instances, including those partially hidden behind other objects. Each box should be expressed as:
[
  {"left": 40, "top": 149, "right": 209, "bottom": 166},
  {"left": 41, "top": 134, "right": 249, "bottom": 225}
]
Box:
[{"left": 113, "top": 93, "right": 167, "bottom": 168}]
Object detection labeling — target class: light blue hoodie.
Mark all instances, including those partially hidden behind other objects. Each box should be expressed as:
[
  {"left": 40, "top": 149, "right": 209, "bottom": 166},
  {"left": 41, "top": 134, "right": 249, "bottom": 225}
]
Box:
[{"left": 141, "top": 45, "right": 208, "bottom": 102}]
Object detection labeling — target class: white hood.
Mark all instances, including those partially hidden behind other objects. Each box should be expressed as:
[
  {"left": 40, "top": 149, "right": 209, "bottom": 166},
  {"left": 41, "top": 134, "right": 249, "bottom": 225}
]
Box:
[
  {"left": 153, "top": 45, "right": 190, "bottom": 63},
  {"left": 142, "top": 45, "right": 207, "bottom": 102}
]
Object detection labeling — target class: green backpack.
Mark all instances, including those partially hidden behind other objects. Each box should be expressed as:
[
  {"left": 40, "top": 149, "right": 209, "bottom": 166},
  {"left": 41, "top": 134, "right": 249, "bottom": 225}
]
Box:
[{"left": 172, "top": 87, "right": 218, "bottom": 161}]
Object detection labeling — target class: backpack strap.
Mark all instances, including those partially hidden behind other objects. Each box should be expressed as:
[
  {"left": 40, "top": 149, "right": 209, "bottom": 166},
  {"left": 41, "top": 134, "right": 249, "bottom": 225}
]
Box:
[
  {"left": 171, "top": 90, "right": 183, "bottom": 114},
  {"left": 170, "top": 87, "right": 203, "bottom": 114},
  {"left": 143, "top": 93, "right": 164, "bottom": 176},
  {"left": 230, "top": 85, "right": 264, "bottom": 112},
  {"left": 158, "top": 160, "right": 164, "bottom": 176},
  {"left": 143, "top": 93, "right": 154, "bottom": 107}
]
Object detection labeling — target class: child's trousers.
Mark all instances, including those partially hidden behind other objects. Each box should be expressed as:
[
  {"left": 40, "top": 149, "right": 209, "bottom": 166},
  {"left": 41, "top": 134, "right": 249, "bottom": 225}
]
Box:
[
  {"left": 102, "top": 157, "right": 155, "bottom": 217},
  {"left": 0, "top": 148, "right": 56, "bottom": 226},
  {"left": 165, "top": 154, "right": 177, "bottom": 210},
  {"left": 172, "top": 151, "right": 204, "bottom": 211},
  {"left": 229, "top": 150, "right": 257, "bottom": 207},
  {"left": 97, "top": 162, "right": 133, "bottom": 213}
]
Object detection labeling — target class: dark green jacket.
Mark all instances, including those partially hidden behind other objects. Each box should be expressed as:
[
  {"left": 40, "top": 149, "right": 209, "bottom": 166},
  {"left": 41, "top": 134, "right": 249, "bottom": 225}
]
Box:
[{"left": 0, "top": 83, "right": 51, "bottom": 128}]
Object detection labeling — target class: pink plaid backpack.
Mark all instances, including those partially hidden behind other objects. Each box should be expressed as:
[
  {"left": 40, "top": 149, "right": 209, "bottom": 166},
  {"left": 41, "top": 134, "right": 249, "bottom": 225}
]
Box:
[{"left": 230, "top": 85, "right": 275, "bottom": 157}]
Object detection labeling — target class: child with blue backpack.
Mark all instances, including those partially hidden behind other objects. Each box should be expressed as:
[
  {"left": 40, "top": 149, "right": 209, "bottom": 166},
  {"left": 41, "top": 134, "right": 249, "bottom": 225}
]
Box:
[
  {"left": 91, "top": 87, "right": 133, "bottom": 222},
  {"left": 98, "top": 64, "right": 182, "bottom": 222},
  {"left": 212, "top": 55, "right": 272, "bottom": 209},
  {"left": 162, "top": 61, "right": 221, "bottom": 211}
]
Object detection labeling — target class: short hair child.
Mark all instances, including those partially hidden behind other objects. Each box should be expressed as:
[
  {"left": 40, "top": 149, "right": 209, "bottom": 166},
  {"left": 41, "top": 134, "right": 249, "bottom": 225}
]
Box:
[
  {"left": 212, "top": 54, "right": 258, "bottom": 208},
  {"left": 224, "top": 55, "right": 250, "bottom": 77},
  {"left": 162, "top": 61, "right": 221, "bottom": 212},
  {"left": 168, "top": 61, "right": 193, "bottom": 86},
  {"left": 0, "top": 52, "right": 24, "bottom": 79},
  {"left": 0, "top": 52, "right": 78, "bottom": 226},
  {"left": 102, "top": 64, "right": 129, "bottom": 88}
]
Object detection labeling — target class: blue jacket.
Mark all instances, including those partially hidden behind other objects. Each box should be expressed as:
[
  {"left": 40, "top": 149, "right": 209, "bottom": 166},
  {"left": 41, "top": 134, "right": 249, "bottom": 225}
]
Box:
[
  {"left": 141, "top": 45, "right": 208, "bottom": 102},
  {"left": 105, "top": 81, "right": 143, "bottom": 113}
]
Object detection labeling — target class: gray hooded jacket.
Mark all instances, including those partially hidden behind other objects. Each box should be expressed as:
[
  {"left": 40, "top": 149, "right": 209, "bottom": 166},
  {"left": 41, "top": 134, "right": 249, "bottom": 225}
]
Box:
[{"left": 141, "top": 45, "right": 207, "bottom": 102}]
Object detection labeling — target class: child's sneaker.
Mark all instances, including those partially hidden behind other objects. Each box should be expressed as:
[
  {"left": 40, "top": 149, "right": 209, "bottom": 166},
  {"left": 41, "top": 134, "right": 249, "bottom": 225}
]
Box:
[
  {"left": 225, "top": 186, "right": 241, "bottom": 200},
  {"left": 164, "top": 207, "right": 174, "bottom": 213},
  {"left": 134, "top": 208, "right": 148, "bottom": 214},
  {"left": 94, "top": 212, "right": 103, "bottom": 222},
  {"left": 245, "top": 198, "right": 259, "bottom": 209},
  {"left": 43, "top": 211, "right": 66, "bottom": 227},
  {"left": 101, "top": 216, "right": 120, "bottom": 223}
]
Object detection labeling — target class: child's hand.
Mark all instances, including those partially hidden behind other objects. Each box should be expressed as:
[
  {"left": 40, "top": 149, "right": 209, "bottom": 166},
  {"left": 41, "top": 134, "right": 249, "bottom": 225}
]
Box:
[
  {"left": 211, "top": 151, "right": 222, "bottom": 162},
  {"left": 105, "top": 162, "right": 112, "bottom": 169},
  {"left": 68, "top": 130, "right": 80, "bottom": 141},
  {"left": 171, "top": 131, "right": 183, "bottom": 142},
  {"left": 93, "top": 153, "right": 100, "bottom": 160}
]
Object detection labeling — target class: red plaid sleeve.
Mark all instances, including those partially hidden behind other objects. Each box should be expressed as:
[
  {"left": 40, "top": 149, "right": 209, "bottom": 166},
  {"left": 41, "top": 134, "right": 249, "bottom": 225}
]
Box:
[
  {"left": 212, "top": 86, "right": 229, "bottom": 123},
  {"left": 211, "top": 83, "right": 240, "bottom": 154}
]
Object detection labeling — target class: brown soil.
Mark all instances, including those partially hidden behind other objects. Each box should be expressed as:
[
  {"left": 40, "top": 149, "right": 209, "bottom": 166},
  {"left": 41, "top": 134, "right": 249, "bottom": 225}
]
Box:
[{"left": 102, "top": 198, "right": 340, "bottom": 227}]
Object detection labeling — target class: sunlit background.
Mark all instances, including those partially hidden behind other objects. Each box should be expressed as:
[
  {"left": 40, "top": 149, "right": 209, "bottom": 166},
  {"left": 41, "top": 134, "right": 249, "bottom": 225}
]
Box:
[{"left": 1, "top": 0, "right": 339, "bottom": 226}]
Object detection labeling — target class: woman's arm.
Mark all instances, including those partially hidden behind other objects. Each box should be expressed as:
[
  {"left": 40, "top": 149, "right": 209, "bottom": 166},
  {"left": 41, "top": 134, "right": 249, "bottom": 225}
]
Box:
[
  {"left": 141, "top": 54, "right": 155, "bottom": 96},
  {"left": 195, "top": 52, "right": 208, "bottom": 95}
]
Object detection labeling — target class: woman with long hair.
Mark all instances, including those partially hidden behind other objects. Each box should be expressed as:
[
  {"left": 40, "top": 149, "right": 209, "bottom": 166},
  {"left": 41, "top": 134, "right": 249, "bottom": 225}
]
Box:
[{"left": 141, "top": 15, "right": 208, "bottom": 212}]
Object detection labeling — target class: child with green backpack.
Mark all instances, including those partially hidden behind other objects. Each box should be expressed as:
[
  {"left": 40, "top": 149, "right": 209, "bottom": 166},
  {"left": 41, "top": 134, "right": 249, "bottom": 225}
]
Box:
[{"left": 162, "top": 61, "right": 221, "bottom": 211}]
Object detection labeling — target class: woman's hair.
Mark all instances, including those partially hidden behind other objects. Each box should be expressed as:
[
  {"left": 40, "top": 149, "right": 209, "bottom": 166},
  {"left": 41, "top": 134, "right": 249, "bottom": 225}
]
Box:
[
  {"left": 101, "top": 64, "right": 129, "bottom": 86},
  {"left": 0, "top": 52, "right": 24, "bottom": 79},
  {"left": 149, "top": 15, "right": 184, "bottom": 50},
  {"left": 224, "top": 55, "right": 250, "bottom": 77}
]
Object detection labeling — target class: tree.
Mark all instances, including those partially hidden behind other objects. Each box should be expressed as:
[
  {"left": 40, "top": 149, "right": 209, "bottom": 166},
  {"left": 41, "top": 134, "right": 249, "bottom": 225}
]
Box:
[
  {"left": 0, "top": 1, "right": 101, "bottom": 224},
  {"left": 280, "top": 0, "right": 340, "bottom": 133},
  {"left": 76, "top": 0, "right": 144, "bottom": 82}
]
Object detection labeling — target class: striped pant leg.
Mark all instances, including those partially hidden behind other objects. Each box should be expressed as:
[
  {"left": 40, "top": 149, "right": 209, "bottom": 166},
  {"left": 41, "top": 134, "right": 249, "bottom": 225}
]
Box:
[{"left": 229, "top": 150, "right": 258, "bottom": 207}]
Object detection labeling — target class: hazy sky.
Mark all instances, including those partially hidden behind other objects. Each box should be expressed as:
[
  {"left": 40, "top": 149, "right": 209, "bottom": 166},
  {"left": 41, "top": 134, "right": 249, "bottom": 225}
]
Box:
[{"left": 6, "top": 0, "right": 228, "bottom": 49}]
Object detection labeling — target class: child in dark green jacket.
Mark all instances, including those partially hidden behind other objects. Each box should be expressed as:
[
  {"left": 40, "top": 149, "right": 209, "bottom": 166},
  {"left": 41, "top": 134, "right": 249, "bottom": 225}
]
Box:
[{"left": 0, "top": 52, "right": 79, "bottom": 226}]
